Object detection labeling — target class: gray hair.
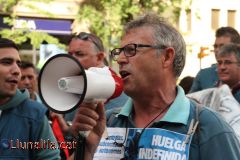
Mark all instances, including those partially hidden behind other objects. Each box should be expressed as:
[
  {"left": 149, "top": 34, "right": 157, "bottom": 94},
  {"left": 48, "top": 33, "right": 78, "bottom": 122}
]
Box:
[
  {"left": 124, "top": 13, "right": 186, "bottom": 77},
  {"left": 217, "top": 43, "right": 240, "bottom": 62}
]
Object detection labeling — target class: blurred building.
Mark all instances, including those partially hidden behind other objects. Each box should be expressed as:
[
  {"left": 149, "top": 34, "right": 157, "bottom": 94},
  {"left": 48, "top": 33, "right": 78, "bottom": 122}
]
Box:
[
  {"left": 0, "top": 0, "right": 240, "bottom": 76},
  {"left": 0, "top": 0, "right": 83, "bottom": 65},
  {"left": 178, "top": 0, "right": 240, "bottom": 79}
]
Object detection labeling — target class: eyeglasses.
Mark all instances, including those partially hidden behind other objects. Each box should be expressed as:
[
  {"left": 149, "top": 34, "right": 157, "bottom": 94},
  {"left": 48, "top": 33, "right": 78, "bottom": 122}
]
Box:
[
  {"left": 217, "top": 60, "right": 240, "bottom": 66},
  {"left": 213, "top": 44, "right": 224, "bottom": 50},
  {"left": 71, "top": 32, "right": 104, "bottom": 52},
  {"left": 111, "top": 43, "right": 167, "bottom": 61}
]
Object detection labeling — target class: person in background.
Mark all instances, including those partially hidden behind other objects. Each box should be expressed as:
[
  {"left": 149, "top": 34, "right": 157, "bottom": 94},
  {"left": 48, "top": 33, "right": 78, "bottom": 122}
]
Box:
[
  {"left": 64, "top": 32, "right": 128, "bottom": 122},
  {"left": 18, "top": 60, "right": 42, "bottom": 103},
  {"left": 179, "top": 76, "right": 194, "bottom": 93},
  {"left": 189, "top": 26, "right": 240, "bottom": 93},
  {"left": 49, "top": 32, "right": 129, "bottom": 159},
  {"left": 0, "top": 38, "right": 60, "bottom": 159},
  {"left": 70, "top": 13, "right": 240, "bottom": 160},
  {"left": 18, "top": 61, "right": 68, "bottom": 158},
  {"left": 187, "top": 43, "right": 240, "bottom": 142},
  {"left": 216, "top": 43, "right": 240, "bottom": 103}
]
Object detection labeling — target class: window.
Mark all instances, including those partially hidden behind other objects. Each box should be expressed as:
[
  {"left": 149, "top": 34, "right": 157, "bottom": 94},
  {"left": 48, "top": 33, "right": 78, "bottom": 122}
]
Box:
[
  {"left": 228, "top": 10, "right": 236, "bottom": 27},
  {"left": 186, "top": 9, "right": 192, "bottom": 32},
  {"left": 211, "top": 9, "right": 220, "bottom": 30}
]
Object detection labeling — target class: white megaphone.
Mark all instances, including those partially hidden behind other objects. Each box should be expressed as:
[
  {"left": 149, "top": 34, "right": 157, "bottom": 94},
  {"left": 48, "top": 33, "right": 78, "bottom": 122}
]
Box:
[{"left": 38, "top": 54, "right": 123, "bottom": 114}]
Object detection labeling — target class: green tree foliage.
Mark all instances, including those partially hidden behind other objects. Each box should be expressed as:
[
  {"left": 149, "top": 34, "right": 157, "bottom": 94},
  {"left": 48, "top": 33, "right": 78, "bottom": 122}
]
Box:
[
  {"left": 0, "top": 0, "right": 19, "bottom": 12},
  {"left": 0, "top": 0, "right": 65, "bottom": 49},
  {"left": 76, "top": 0, "right": 188, "bottom": 51}
]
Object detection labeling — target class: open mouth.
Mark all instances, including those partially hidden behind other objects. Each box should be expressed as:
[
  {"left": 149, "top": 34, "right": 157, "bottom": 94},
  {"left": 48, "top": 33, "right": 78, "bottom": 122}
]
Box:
[
  {"left": 120, "top": 71, "right": 130, "bottom": 79},
  {"left": 219, "top": 72, "right": 228, "bottom": 76},
  {"left": 6, "top": 79, "right": 18, "bottom": 85}
]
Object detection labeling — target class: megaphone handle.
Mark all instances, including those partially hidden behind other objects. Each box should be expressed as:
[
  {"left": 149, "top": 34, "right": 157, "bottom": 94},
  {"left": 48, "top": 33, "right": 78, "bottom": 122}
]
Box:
[{"left": 74, "top": 132, "right": 86, "bottom": 160}]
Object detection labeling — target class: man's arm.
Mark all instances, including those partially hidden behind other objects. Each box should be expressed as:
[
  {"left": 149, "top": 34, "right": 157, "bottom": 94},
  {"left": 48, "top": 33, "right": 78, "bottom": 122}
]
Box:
[
  {"left": 200, "top": 132, "right": 240, "bottom": 159},
  {"left": 70, "top": 102, "right": 106, "bottom": 160}
]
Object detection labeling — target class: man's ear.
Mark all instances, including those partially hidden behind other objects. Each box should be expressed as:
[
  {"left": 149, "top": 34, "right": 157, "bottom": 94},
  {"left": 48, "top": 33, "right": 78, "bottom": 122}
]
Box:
[
  {"left": 96, "top": 52, "right": 105, "bottom": 62},
  {"left": 162, "top": 47, "right": 175, "bottom": 67}
]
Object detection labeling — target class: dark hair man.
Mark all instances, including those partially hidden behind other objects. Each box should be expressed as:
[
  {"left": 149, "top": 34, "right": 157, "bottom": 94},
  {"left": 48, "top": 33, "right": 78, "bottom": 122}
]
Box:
[
  {"left": 189, "top": 26, "right": 240, "bottom": 93},
  {"left": 0, "top": 38, "right": 60, "bottom": 159},
  {"left": 18, "top": 60, "right": 42, "bottom": 102}
]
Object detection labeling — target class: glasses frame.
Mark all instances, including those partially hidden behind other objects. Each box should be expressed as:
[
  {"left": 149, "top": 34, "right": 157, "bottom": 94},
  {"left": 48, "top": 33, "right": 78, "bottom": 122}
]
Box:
[
  {"left": 213, "top": 44, "right": 224, "bottom": 50},
  {"left": 217, "top": 60, "right": 240, "bottom": 66},
  {"left": 111, "top": 43, "right": 167, "bottom": 61}
]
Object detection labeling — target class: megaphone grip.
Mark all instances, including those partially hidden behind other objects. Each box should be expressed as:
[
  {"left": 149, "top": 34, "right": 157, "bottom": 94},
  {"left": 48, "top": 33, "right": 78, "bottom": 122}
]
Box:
[{"left": 75, "top": 133, "right": 86, "bottom": 160}]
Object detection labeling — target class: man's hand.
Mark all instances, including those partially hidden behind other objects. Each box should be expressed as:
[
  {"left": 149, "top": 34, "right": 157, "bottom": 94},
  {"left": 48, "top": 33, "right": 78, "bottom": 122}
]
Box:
[
  {"left": 49, "top": 111, "right": 70, "bottom": 134},
  {"left": 71, "top": 102, "right": 106, "bottom": 160}
]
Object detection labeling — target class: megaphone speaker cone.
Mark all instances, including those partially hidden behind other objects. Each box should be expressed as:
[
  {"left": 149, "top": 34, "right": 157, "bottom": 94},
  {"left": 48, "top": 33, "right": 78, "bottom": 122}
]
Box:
[
  {"left": 38, "top": 54, "right": 124, "bottom": 114},
  {"left": 38, "top": 54, "right": 87, "bottom": 113}
]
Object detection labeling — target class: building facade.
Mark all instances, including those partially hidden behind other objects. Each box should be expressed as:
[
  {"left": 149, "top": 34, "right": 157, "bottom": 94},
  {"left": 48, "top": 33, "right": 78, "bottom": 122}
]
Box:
[
  {"left": 179, "top": 0, "right": 240, "bottom": 79},
  {"left": 1, "top": 0, "right": 240, "bottom": 77}
]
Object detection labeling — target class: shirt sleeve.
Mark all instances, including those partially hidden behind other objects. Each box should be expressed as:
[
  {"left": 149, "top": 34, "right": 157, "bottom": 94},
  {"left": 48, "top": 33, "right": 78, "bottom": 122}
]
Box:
[
  {"left": 197, "top": 108, "right": 240, "bottom": 160},
  {"left": 200, "top": 132, "right": 240, "bottom": 160}
]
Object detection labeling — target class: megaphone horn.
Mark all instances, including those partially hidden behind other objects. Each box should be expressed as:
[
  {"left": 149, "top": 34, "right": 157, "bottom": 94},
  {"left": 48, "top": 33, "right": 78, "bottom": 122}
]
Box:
[{"left": 38, "top": 54, "right": 123, "bottom": 114}]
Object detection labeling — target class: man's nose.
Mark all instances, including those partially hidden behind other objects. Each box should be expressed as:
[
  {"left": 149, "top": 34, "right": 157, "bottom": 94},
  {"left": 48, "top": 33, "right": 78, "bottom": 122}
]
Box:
[
  {"left": 11, "top": 63, "right": 21, "bottom": 76},
  {"left": 117, "top": 51, "right": 128, "bottom": 65},
  {"left": 218, "top": 63, "right": 227, "bottom": 70},
  {"left": 22, "top": 77, "right": 32, "bottom": 86}
]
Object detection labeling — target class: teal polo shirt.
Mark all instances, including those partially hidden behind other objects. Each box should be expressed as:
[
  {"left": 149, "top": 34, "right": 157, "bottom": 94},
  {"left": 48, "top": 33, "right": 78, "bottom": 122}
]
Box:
[
  {"left": 106, "top": 86, "right": 240, "bottom": 160},
  {"left": 189, "top": 64, "right": 219, "bottom": 93},
  {"left": 116, "top": 86, "right": 190, "bottom": 126}
]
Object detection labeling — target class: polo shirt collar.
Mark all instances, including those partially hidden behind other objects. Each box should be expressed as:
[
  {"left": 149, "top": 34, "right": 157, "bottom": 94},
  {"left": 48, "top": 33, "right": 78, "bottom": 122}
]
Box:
[{"left": 117, "top": 86, "right": 190, "bottom": 125}]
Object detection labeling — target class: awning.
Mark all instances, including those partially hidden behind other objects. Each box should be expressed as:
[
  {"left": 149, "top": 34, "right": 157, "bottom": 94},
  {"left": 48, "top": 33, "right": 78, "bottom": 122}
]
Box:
[
  {"left": 0, "top": 15, "right": 72, "bottom": 35},
  {"left": 15, "top": 18, "right": 72, "bottom": 35}
]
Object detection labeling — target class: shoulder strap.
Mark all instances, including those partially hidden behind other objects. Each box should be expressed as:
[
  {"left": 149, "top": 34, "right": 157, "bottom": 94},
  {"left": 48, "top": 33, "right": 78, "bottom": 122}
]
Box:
[
  {"left": 194, "top": 100, "right": 202, "bottom": 122},
  {"left": 190, "top": 99, "right": 205, "bottom": 159},
  {"left": 184, "top": 99, "right": 203, "bottom": 144}
]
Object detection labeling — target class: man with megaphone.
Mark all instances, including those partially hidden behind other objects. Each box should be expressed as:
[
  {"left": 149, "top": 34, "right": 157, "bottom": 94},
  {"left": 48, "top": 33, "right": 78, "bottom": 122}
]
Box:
[{"left": 68, "top": 13, "right": 240, "bottom": 160}]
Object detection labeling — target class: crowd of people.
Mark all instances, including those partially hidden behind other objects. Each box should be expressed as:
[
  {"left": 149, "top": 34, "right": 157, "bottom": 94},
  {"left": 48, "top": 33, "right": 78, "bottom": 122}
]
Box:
[
  {"left": 189, "top": 26, "right": 240, "bottom": 94},
  {"left": 0, "top": 12, "right": 240, "bottom": 160}
]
